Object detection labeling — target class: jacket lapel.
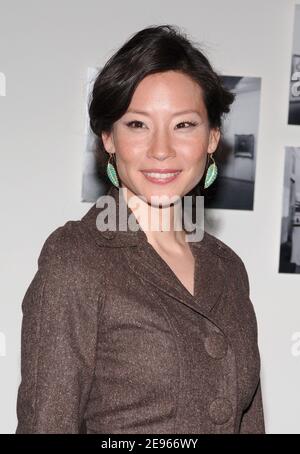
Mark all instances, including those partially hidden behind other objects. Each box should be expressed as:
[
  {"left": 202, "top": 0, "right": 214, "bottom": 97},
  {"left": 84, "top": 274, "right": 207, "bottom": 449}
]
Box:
[
  {"left": 122, "top": 235, "right": 226, "bottom": 317},
  {"left": 81, "top": 185, "right": 227, "bottom": 318}
]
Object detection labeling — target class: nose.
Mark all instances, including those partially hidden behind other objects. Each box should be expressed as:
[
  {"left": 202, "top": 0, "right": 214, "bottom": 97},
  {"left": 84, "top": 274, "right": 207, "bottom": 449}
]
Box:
[{"left": 147, "top": 128, "right": 176, "bottom": 160}]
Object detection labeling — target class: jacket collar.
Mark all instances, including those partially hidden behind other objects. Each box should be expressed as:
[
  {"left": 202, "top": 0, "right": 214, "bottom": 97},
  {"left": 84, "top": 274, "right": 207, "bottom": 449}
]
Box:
[
  {"left": 81, "top": 185, "right": 148, "bottom": 248},
  {"left": 81, "top": 185, "right": 228, "bottom": 252},
  {"left": 81, "top": 185, "right": 232, "bottom": 317}
]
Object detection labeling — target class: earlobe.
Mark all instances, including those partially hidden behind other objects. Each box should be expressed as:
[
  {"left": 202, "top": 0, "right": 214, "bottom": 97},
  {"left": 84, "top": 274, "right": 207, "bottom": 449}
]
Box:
[
  {"left": 208, "top": 128, "right": 221, "bottom": 154},
  {"left": 101, "top": 131, "right": 114, "bottom": 153}
]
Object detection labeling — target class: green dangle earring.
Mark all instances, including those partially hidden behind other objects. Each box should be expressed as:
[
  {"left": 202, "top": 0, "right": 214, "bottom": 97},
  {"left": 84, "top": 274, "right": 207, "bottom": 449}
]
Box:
[
  {"left": 106, "top": 153, "right": 120, "bottom": 188},
  {"left": 204, "top": 153, "right": 218, "bottom": 189}
]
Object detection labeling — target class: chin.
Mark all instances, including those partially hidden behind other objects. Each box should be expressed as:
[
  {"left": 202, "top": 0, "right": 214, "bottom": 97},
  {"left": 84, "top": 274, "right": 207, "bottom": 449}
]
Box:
[
  {"left": 122, "top": 178, "right": 186, "bottom": 206},
  {"left": 141, "top": 187, "right": 184, "bottom": 207}
]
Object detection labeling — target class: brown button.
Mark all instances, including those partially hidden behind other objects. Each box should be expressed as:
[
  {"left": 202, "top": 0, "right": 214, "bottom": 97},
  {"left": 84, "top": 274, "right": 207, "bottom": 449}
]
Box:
[
  {"left": 204, "top": 332, "right": 228, "bottom": 359},
  {"left": 209, "top": 398, "right": 233, "bottom": 424},
  {"left": 99, "top": 229, "right": 116, "bottom": 240}
]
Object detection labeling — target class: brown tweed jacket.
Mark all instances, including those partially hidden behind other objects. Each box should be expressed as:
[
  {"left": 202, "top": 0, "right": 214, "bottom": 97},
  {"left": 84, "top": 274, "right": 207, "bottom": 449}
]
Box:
[{"left": 15, "top": 185, "right": 265, "bottom": 434}]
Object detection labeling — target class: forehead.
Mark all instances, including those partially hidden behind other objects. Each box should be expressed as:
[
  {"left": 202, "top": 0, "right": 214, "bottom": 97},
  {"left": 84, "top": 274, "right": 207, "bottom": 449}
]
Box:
[{"left": 129, "top": 71, "right": 206, "bottom": 111}]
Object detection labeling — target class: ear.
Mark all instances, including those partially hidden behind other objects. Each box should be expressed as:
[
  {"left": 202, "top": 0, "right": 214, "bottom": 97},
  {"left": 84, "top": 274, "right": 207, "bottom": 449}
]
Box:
[
  {"left": 207, "top": 128, "right": 221, "bottom": 154},
  {"left": 101, "top": 130, "right": 115, "bottom": 153}
]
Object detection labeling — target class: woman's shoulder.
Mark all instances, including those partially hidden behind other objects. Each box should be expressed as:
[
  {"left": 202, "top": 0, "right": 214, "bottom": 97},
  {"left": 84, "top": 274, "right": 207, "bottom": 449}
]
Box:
[
  {"left": 203, "top": 230, "right": 245, "bottom": 262},
  {"left": 36, "top": 213, "right": 108, "bottom": 285},
  {"left": 28, "top": 218, "right": 104, "bottom": 315},
  {"left": 203, "top": 230, "right": 250, "bottom": 294},
  {"left": 37, "top": 220, "right": 83, "bottom": 270}
]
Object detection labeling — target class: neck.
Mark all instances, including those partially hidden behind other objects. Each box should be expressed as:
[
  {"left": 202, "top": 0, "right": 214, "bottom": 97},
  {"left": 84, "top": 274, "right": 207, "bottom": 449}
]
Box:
[{"left": 120, "top": 186, "right": 187, "bottom": 248}]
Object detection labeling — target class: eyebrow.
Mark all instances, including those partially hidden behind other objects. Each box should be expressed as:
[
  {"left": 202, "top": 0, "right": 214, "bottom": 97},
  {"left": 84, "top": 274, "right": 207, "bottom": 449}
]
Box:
[{"left": 126, "top": 109, "right": 201, "bottom": 116}]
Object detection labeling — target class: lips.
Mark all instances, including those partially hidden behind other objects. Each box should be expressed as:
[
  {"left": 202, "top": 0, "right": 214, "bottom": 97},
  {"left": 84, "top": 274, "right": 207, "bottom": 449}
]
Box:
[
  {"left": 141, "top": 170, "right": 182, "bottom": 184},
  {"left": 141, "top": 169, "right": 182, "bottom": 173}
]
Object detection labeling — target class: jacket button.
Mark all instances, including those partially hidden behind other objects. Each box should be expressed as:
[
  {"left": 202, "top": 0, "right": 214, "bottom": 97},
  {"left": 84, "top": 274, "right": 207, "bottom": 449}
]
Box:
[
  {"left": 204, "top": 332, "right": 228, "bottom": 359},
  {"left": 100, "top": 230, "right": 116, "bottom": 239},
  {"left": 209, "top": 398, "right": 233, "bottom": 424}
]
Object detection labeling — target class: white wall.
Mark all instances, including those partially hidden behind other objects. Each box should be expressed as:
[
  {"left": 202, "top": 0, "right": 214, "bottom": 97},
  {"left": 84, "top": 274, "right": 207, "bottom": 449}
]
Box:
[
  {"left": 0, "top": 0, "right": 300, "bottom": 434},
  {"left": 292, "top": 4, "right": 300, "bottom": 53}
]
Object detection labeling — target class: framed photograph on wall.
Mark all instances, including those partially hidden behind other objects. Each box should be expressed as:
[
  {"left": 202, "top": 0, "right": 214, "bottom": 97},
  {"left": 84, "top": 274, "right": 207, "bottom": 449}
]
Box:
[
  {"left": 290, "top": 54, "right": 300, "bottom": 102},
  {"left": 234, "top": 134, "right": 254, "bottom": 159},
  {"left": 288, "top": 4, "right": 300, "bottom": 124}
]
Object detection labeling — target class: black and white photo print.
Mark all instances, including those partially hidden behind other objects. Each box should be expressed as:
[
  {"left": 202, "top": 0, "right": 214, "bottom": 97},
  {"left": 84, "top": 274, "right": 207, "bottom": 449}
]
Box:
[
  {"left": 81, "top": 67, "right": 108, "bottom": 202},
  {"left": 204, "top": 76, "right": 262, "bottom": 210},
  {"left": 279, "top": 147, "right": 300, "bottom": 274},
  {"left": 288, "top": 4, "right": 300, "bottom": 126}
]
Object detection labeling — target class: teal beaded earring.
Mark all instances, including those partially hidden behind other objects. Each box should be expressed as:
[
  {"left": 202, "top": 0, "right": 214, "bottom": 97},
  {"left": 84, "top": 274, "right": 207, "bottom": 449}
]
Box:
[
  {"left": 204, "top": 153, "right": 218, "bottom": 189},
  {"left": 106, "top": 153, "right": 119, "bottom": 188}
]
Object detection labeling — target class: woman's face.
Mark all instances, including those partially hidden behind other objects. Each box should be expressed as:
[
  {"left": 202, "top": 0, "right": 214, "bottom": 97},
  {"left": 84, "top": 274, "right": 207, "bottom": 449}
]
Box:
[{"left": 102, "top": 70, "right": 220, "bottom": 205}]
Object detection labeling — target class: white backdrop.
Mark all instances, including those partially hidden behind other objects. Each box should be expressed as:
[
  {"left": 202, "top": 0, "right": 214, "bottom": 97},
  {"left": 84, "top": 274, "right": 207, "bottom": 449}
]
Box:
[{"left": 0, "top": 0, "right": 299, "bottom": 434}]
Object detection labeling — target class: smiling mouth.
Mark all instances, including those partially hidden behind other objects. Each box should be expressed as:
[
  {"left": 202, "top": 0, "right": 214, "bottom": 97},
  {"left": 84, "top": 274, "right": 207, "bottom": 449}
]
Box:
[{"left": 141, "top": 170, "right": 182, "bottom": 184}]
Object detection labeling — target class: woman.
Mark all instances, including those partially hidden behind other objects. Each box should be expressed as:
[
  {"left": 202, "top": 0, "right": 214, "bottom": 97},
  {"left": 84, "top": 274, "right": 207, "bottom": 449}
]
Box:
[{"left": 16, "top": 24, "right": 265, "bottom": 434}]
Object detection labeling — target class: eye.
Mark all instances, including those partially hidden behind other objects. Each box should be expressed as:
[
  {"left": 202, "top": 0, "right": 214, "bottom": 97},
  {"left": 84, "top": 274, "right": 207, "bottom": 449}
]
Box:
[
  {"left": 126, "top": 120, "right": 146, "bottom": 129},
  {"left": 176, "top": 121, "right": 199, "bottom": 129}
]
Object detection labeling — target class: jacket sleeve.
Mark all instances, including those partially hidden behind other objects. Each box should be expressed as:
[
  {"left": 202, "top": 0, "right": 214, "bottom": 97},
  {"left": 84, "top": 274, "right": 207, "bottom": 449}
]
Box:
[
  {"left": 238, "top": 257, "right": 266, "bottom": 434},
  {"left": 15, "top": 224, "right": 101, "bottom": 434},
  {"left": 239, "top": 378, "right": 265, "bottom": 433}
]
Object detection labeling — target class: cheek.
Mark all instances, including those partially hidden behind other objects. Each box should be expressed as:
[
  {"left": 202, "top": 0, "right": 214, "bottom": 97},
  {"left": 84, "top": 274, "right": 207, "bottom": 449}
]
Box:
[
  {"left": 114, "top": 133, "right": 145, "bottom": 163},
  {"left": 180, "top": 138, "right": 208, "bottom": 168},
  {"left": 178, "top": 127, "right": 210, "bottom": 153}
]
